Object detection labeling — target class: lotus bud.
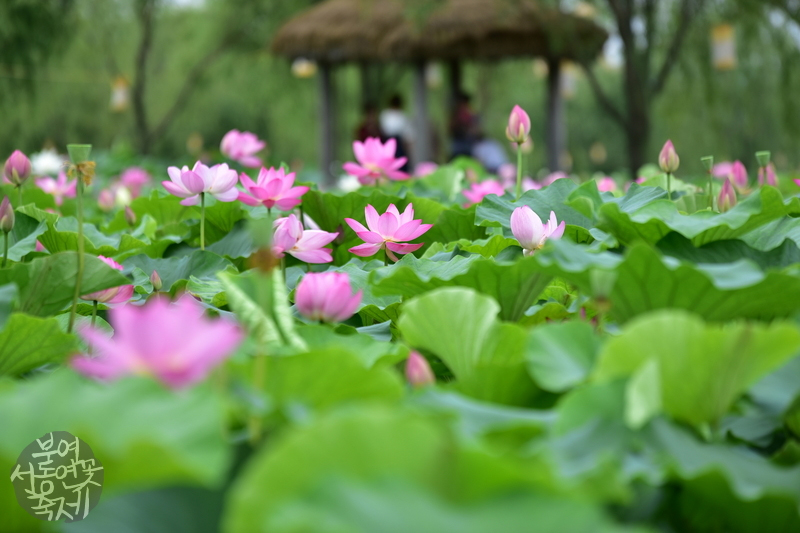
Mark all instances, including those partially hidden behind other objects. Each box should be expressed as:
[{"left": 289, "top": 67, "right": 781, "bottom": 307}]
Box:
[
  {"left": 0, "top": 197, "right": 14, "bottom": 233},
  {"left": 700, "top": 156, "right": 714, "bottom": 172},
  {"left": 4, "top": 150, "right": 31, "bottom": 186},
  {"left": 505, "top": 105, "right": 531, "bottom": 144},
  {"left": 405, "top": 351, "right": 435, "bottom": 388},
  {"left": 98, "top": 189, "right": 115, "bottom": 211},
  {"left": 718, "top": 178, "right": 737, "bottom": 212},
  {"left": 731, "top": 161, "right": 748, "bottom": 189},
  {"left": 658, "top": 140, "right": 679, "bottom": 173},
  {"left": 758, "top": 163, "right": 778, "bottom": 187},
  {"left": 755, "top": 151, "right": 771, "bottom": 168},
  {"left": 150, "top": 270, "right": 162, "bottom": 291},
  {"left": 124, "top": 206, "right": 137, "bottom": 226}
]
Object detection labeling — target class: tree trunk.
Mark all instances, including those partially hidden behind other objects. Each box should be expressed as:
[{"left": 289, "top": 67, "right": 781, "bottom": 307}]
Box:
[
  {"left": 545, "top": 57, "right": 565, "bottom": 172},
  {"left": 412, "top": 61, "right": 432, "bottom": 166},
  {"left": 133, "top": 0, "right": 155, "bottom": 155}
]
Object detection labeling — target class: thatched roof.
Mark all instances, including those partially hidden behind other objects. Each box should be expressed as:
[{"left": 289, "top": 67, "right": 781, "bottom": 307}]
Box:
[{"left": 271, "top": 0, "right": 608, "bottom": 63}]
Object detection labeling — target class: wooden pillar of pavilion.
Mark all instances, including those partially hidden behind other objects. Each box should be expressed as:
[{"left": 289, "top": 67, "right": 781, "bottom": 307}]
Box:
[
  {"left": 412, "top": 60, "right": 432, "bottom": 165},
  {"left": 318, "top": 61, "right": 337, "bottom": 188}
]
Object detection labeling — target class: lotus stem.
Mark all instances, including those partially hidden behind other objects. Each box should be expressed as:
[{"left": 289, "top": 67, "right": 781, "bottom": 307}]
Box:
[
  {"left": 91, "top": 300, "right": 98, "bottom": 328},
  {"left": 667, "top": 172, "right": 672, "bottom": 199},
  {"left": 248, "top": 353, "right": 267, "bottom": 445},
  {"left": 200, "top": 192, "right": 206, "bottom": 251},
  {"left": 17, "top": 186, "right": 22, "bottom": 208},
  {"left": 67, "top": 178, "right": 85, "bottom": 334},
  {"left": 515, "top": 144, "right": 523, "bottom": 200},
  {"left": 708, "top": 173, "right": 713, "bottom": 209}
]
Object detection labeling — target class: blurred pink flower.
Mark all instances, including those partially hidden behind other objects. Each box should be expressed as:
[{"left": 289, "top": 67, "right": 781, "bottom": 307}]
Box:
[
  {"left": 80, "top": 256, "right": 134, "bottom": 305},
  {"left": 163, "top": 161, "right": 239, "bottom": 206},
  {"left": 71, "top": 295, "right": 243, "bottom": 389},
  {"left": 658, "top": 140, "right": 680, "bottom": 173},
  {"left": 498, "top": 163, "right": 517, "bottom": 184},
  {"left": 758, "top": 163, "right": 778, "bottom": 187},
  {"left": 345, "top": 203, "right": 432, "bottom": 262},
  {"left": 511, "top": 206, "right": 565, "bottom": 256},
  {"left": 238, "top": 167, "right": 308, "bottom": 211},
  {"left": 505, "top": 105, "right": 531, "bottom": 144},
  {"left": 463, "top": 180, "right": 505, "bottom": 207},
  {"left": 295, "top": 272, "right": 362, "bottom": 323},
  {"left": 414, "top": 162, "right": 438, "bottom": 177},
  {"left": 35, "top": 171, "right": 76, "bottom": 206},
  {"left": 35, "top": 241, "right": 46, "bottom": 253},
  {"left": 541, "top": 172, "right": 569, "bottom": 187},
  {"left": 794, "top": 178, "right": 800, "bottom": 188},
  {"left": 0, "top": 197, "right": 14, "bottom": 233},
  {"left": 597, "top": 177, "right": 618, "bottom": 192},
  {"left": 522, "top": 178, "right": 541, "bottom": 192},
  {"left": 119, "top": 167, "right": 151, "bottom": 198},
  {"left": 273, "top": 214, "right": 337, "bottom": 263},
  {"left": 220, "top": 129, "right": 266, "bottom": 168},
  {"left": 406, "top": 351, "right": 435, "bottom": 388},
  {"left": 3, "top": 150, "right": 31, "bottom": 186},
  {"left": 98, "top": 189, "right": 115, "bottom": 211},
  {"left": 718, "top": 178, "right": 737, "bottom": 212},
  {"left": 343, "top": 137, "right": 409, "bottom": 185},
  {"left": 711, "top": 162, "right": 734, "bottom": 178},
  {"left": 731, "top": 161, "right": 748, "bottom": 190}
]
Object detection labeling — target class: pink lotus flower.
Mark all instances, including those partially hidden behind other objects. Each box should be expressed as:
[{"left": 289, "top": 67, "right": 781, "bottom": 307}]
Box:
[
  {"left": 345, "top": 203, "right": 432, "bottom": 262},
  {"left": 97, "top": 189, "right": 115, "bottom": 212},
  {"left": 498, "top": 163, "right": 517, "bottom": 183},
  {"left": 414, "top": 162, "right": 438, "bottom": 177},
  {"left": 406, "top": 351, "right": 435, "bottom": 388},
  {"left": 718, "top": 178, "right": 737, "bottom": 212},
  {"left": 3, "top": 150, "right": 31, "bottom": 186},
  {"left": 541, "top": 172, "right": 569, "bottom": 187},
  {"left": 220, "top": 130, "right": 266, "bottom": 168},
  {"left": 658, "top": 140, "right": 680, "bottom": 173},
  {"left": 505, "top": 105, "right": 531, "bottom": 144},
  {"left": 511, "top": 206, "right": 565, "bottom": 256},
  {"left": 712, "top": 162, "right": 733, "bottom": 178},
  {"left": 35, "top": 171, "right": 76, "bottom": 206},
  {"left": 273, "top": 214, "right": 338, "bottom": 263},
  {"left": 463, "top": 180, "right": 505, "bottom": 207},
  {"left": 163, "top": 161, "right": 239, "bottom": 206},
  {"left": 238, "top": 167, "right": 308, "bottom": 211},
  {"left": 119, "top": 167, "right": 151, "bottom": 197},
  {"left": 295, "top": 272, "right": 362, "bottom": 323},
  {"left": 35, "top": 241, "right": 46, "bottom": 253},
  {"left": 794, "top": 178, "right": 800, "bottom": 188},
  {"left": 0, "top": 197, "right": 14, "bottom": 233},
  {"left": 71, "top": 295, "right": 243, "bottom": 389},
  {"left": 731, "top": 160, "right": 748, "bottom": 190},
  {"left": 758, "top": 163, "right": 777, "bottom": 187},
  {"left": 522, "top": 178, "right": 541, "bottom": 191},
  {"left": 343, "top": 137, "right": 409, "bottom": 185},
  {"left": 597, "top": 177, "right": 618, "bottom": 192},
  {"left": 80, "top": 256, "right": 134, "bottom": 304}
]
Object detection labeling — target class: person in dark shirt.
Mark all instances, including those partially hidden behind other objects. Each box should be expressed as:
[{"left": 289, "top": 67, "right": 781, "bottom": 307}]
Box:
[
  {"left": 355, "top": 103, "right": 382, "bottom": 142},
  {"left": 449, "top": 92, "right": 478, "bottom": 160}
]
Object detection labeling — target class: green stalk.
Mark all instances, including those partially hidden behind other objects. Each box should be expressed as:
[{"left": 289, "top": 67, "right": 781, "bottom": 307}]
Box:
[
  {"left": 17, "top": 186, "right": 22, "bottom": 208},
  {"left": 515, "top": 144, "right": 523, "bottom": 200},
  {"left": 200, "top": 192, "right": 206, "bottom": 251},
  {"left": 67, "top": 178, "right": 85, "bottom": 333},
  {"left": 248, "top": 353, "right": 267, "bottom": 445},
  {"left": 667, "top": 172, "right": 671, "bottom": 199},
  {"left": 91, "top": 300, "right": 98, "bottom": 328},
  {"left": 2, "top": 232, "right": 8, "bottom": 268},
  {"left": 708, "top": 173, "right": 713, "bottom": 209},
  {"left": 384, "top": 248, "right": 389, "bottom": 266}
]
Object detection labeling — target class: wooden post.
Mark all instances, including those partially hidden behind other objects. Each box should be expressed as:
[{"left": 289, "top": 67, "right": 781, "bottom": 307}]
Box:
[
  {"left": 412, "top": 61, "right": 432, "bottom": 166},
  {"left": 546, "top": 57, "right": 565, "bottom": 172},
  {"left": 359, "top": 61, "right": 372, "bottom": 108},
  {"left": 318, "top": 61, "right": 336, "bottom": 188}
]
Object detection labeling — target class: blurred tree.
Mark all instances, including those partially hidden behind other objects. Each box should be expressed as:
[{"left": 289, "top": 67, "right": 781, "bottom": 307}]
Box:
[
  {"left": 131, "top": 0, "right": 316, "bottom": 154},
  {"left": 580, "top": 0, "right": 707, "bottom": 178},
  {"left": 0, "top": 0, "right": 76, "bottom": 92}
]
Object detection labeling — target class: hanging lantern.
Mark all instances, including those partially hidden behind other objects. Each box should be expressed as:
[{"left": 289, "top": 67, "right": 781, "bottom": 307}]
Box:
[{"left": 711, "top": 24, "right": 736, "bottom": 71}]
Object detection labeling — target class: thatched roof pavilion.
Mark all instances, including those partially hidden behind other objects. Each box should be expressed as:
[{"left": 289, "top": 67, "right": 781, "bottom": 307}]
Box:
[{"left": 272, "top": 0, "right": 608, "bottom": 185}]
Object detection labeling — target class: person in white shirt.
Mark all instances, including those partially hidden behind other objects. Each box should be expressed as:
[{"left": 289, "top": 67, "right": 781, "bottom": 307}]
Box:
[{"left": 380, "top": 94, "right": 413, "bottom": 171}]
